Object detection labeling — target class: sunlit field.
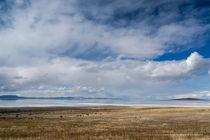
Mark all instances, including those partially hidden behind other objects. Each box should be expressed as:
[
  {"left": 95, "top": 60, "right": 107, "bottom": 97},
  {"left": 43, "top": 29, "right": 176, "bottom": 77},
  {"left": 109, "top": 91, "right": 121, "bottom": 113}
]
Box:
[{"left": 0, "top": 107, "right": 210, "bottom": 140}]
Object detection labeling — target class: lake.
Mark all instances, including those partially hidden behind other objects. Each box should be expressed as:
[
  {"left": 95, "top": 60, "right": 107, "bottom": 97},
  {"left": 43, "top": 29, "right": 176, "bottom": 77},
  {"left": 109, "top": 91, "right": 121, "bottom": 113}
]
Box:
[{"left": 1, "top": 98, "right": 210, "bottom": 107}]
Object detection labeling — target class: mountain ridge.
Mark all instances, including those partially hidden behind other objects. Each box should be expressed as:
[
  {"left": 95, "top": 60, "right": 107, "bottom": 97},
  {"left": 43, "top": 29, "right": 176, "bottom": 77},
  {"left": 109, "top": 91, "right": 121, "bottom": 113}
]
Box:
[
  {"left": 171, "top": 97, "right": 209, "bottom": 101},
  {"left": 0, "top": 95, "right": 117, "bottom": 100}
]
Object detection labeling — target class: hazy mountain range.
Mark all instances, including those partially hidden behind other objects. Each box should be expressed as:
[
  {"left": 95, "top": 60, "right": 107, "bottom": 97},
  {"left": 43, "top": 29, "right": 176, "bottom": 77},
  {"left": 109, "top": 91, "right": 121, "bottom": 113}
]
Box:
[
  {"left": 171, "top": 98, "right": 210, "bottom": 101},
  {"left": 0, "top": 95, "right": 117, "bottom": 101}
]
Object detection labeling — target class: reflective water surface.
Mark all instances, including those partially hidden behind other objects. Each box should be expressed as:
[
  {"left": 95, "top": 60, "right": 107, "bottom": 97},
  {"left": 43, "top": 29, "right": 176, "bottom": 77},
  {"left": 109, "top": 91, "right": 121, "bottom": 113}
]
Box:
[{"left": 1, "top": 98, "right": 210, "bottom": 107}]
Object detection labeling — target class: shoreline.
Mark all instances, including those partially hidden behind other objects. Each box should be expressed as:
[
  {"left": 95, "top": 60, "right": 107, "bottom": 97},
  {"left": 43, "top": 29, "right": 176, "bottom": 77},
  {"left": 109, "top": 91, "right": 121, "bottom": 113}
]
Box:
[{"left": 0, "top": 102, "right": 210, "bottom": 108}]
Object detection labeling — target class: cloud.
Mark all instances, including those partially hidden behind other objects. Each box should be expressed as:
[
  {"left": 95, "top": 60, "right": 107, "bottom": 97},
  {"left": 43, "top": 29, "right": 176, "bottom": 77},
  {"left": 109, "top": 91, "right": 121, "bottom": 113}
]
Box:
[
  {"left": 0, "top": 0, "right": 209, "bottom": 67},
  {"left": 150, "top": 52, "right": 210, "bottom": 79},
  {"left": 0, "top": 52, "right": 209, "bottom": 94},
  {"left": 0, "top": 0, "right": 209, "bottom": 98},
  {"left": 9, "top": 86, "right": 109, "bottom": 98},
  {"left": 174, "top": 90, "right": 210, "bottom": 99}
]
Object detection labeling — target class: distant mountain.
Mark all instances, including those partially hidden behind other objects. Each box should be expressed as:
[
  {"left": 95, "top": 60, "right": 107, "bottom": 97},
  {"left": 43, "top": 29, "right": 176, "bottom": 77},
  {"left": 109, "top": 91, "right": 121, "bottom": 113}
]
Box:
[
  {"left": 171, "top": 98, "right": 209, "bottom": 101},
  {"left": 0, "top": 95, "right": 117, "bottom": 100},
  {"left": 0, "top": 95, "right": 24, "bottom": 100}
]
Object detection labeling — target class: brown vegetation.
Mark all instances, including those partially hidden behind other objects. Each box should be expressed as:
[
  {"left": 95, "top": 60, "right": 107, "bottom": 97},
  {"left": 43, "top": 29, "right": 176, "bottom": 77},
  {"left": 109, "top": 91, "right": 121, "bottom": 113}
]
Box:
[{"left": 0, "top": 107, "right": 210, "bottom": 139}]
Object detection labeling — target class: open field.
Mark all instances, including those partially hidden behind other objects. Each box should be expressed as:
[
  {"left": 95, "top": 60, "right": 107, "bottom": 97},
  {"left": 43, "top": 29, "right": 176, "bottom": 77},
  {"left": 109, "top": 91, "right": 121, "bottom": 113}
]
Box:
[{"left": 0, "top": 106, "right": 210, "bottom": 140}]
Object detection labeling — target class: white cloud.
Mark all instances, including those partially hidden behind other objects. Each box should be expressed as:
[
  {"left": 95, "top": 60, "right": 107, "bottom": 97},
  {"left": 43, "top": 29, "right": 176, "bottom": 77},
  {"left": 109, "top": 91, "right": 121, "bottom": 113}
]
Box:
[
  {"left": 149, "top": 52, "right": 210, "bottom": 79},
  {"left": 9, "top": 86, "right": 109, "bottom": 98},
  {"left": 0, "top": 52, "right": 209, "bottom": 95},
  {"left": 174, "top": 91, "right": 210, "bottom": 99}
]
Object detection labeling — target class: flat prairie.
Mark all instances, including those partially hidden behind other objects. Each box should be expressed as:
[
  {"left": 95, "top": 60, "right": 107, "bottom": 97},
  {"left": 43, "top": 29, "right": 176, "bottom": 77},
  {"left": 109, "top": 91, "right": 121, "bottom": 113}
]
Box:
[{"left": 0, "top": 106, "right": 210, "bottom": 140}]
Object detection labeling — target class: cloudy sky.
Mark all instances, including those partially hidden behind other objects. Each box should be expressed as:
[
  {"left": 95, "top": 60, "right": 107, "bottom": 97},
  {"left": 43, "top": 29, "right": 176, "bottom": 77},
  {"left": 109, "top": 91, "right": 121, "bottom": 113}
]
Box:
[{"left": 0, "top": 0, "right": 210, "bottom": 100}]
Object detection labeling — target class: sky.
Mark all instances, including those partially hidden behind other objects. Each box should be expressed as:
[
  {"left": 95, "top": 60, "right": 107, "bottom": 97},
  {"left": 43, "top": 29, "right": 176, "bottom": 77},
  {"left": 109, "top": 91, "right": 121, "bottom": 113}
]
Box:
[{"left": 0, "top": 0, "right": 210, "bottom": 100}]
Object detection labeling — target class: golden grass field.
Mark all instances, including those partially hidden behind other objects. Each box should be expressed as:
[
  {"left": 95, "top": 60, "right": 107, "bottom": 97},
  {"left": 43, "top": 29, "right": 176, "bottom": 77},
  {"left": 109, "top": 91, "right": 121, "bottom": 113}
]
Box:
[{"left": 0, "top": 106, "right": 210, "bottom": 140}]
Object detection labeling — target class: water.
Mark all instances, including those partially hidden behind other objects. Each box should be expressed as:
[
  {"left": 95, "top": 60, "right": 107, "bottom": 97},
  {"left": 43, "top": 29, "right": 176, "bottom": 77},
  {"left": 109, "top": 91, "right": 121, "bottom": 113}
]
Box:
[{"left": 0, "top": 98, "right": 210, "bottom": 107}]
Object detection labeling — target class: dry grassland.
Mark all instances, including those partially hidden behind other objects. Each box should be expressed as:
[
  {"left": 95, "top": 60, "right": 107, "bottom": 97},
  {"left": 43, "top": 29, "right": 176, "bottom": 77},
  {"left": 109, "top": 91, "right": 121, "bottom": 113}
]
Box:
[{"left": 0, "top": 107, "right": 210, "bottom": 139}]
